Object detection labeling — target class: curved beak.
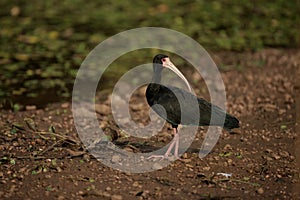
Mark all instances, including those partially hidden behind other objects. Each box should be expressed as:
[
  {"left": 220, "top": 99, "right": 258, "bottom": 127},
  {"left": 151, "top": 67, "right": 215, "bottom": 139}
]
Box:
[{"left": 162, "top": 58, "right": 192, "bottom": 92}]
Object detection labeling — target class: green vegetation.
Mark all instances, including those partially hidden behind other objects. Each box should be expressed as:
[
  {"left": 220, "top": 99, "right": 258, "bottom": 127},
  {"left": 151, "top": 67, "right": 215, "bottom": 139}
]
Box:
[{"left": 0, "top": 0, "right": 299, "bottom": 108}]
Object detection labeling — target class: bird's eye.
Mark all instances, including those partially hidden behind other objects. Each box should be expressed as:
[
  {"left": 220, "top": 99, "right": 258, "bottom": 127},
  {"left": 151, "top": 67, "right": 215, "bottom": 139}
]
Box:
[{"left": 162, "top": 58, "right": 166, "bottom": 62}]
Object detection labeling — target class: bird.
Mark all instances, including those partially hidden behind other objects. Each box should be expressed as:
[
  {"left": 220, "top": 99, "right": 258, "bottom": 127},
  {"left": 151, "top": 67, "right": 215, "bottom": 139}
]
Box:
[{"left": 146, "top": 54, "right": 239, "bottom": 159}]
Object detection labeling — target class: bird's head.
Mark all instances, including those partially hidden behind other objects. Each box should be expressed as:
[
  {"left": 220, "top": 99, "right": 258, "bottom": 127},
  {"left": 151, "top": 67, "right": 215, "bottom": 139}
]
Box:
[
  {"left": 152, "top": 54, "right": 168, "bottom": 74},
  {"left": 153, "top": 54, "right": 192, "bottom": 92}
]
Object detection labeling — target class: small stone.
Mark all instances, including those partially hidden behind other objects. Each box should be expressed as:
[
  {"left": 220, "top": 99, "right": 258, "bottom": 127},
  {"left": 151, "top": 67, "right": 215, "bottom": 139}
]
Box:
[
  {"left": 181, "top": 158, "right": 192, "bottom": 163},
  {"left": 227, "top": 159, "right": 233, "bottom": 165},
  {"left": 56, "top": 167, "right": 63, "bottom": 172},
  {"left": 61, "top": 103, "right": 69, "bottom": 108},
  {"left": 279, "top": 150, "right": 289, "bottom": 158},
  {"left": 182, "top": 153, "right": 188, "bottom": 159},
  {"left": 95, "top": 104, "right": 110, "bottom": 115},
  {"left": 192, "top": 72, "right": 202, "bottom": 82},
  {"left": 152, "top": 163, "right": 163, "bottom": 170},
  {"left": 130, "top": 103, "right": 144, "bottom": 111},
  {"left": 168, "top": 155, "right": 177, "bottom": 162},
  {"left": 111, "top": 155, "right": 120, "bottom": 163},
  {"left": 256, "top": 187, "right": 264, "bottom": 194},
  {"left": 278, "top": 109, "right": 286, "bottom": 115},
  {"left": 284, "top": 94, "right": 292, "bottom": 103},
  {"left": 111, "top": 194, "right": 123, "bottom": 200},
  {"left": 11, "top": 6, "right": 21, "bottom": 16},
  {"left": 57, "top": 195, "right": 65, "bottom": 200},
  {"left": 266, "top": 156, "right": 273, "bottom": 161},
  {"left": 132, "top": 181, "right": 140, "bottom": 187},
  {"left": 277, "top": 174, "right": 282, "bottom": 178},
  {"left": 25, "top": 105, "right": 36, "bottom": 111},
  {"left": 265, "top": 149, "right": 273, "bottom": 153},
  {"left": 45, "top": 174, "right": 51, "bottom": 179},
  {"left": 203, "top": 166, "right": 210, "bottom": 171},
  {"left": 123, "top": 147, "right": 134, "bottom": 152},
  {"left": 103, "top": 191, "right": 111, "bottom": 198},
  {"left": 155, "top": 186, "right": 161, "bottom": 191},
  {"left": 142, "top": 190, "right": 149, "bottom": 198},
  {"left": 271, "top": 153, "right": 281, "bottom": 160},
  {"left": 223, "top": 144, "right": 232, "bottom": 150}
]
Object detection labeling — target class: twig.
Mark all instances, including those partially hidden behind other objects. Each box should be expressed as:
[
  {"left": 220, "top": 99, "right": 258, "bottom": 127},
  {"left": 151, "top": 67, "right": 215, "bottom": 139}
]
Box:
[
  {"left": 35, "top": 131, "right": 80, "bottom": 145},
  {"left": 37, "top": 139, "right": 63, "bottom": 156},
  {"left": 229, "top": 179, "right": 261, "bottom": 187},
  {"left": 13, "top": 155, "right": 56, "bottom": 160}
]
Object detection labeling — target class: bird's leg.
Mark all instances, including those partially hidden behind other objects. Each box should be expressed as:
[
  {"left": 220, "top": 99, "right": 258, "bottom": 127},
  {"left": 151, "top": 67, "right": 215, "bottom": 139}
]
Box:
[
  {"left": 174, "top": 128, "right": 179, "bottom": 158},
  {"left": 147, "top": 127, "right": 179, "bottom": 160},
  {"left": 164, "top": 128, "right": 179, "bottom": 157}
]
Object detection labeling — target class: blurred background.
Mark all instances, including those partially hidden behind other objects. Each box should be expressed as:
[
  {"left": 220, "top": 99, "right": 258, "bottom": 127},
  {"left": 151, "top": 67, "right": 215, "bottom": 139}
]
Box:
[{"left": 0, "top": 0, "right": 299, "bottom": 110}]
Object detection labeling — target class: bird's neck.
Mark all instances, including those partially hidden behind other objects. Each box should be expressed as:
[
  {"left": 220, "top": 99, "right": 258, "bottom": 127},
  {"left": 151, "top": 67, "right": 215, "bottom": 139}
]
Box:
[
  {"left": 149, "top": 73, "right": 162, "bottom": 92},
  {"left": 152, "top": 73, "right": 162, "bottom": 84},
  {"left": 146, "top": 73, "right": 162, "bottom": 102}
]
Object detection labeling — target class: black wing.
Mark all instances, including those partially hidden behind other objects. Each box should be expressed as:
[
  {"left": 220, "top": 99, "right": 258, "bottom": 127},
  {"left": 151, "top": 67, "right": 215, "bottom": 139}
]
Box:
[{"left": 147, "top": 84, "right": 239, "bottom": 129}]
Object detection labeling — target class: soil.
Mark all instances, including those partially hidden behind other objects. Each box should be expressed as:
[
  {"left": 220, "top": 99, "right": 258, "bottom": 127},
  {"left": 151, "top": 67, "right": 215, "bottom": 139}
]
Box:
[{"left": 1, "top": 49, "right": 299, "bottom": 199}]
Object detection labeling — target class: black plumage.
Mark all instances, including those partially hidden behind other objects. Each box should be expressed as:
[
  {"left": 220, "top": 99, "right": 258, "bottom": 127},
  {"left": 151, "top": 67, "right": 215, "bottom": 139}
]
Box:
[{"left": 146, "top": 54, "right": 239, "bottom": 159}]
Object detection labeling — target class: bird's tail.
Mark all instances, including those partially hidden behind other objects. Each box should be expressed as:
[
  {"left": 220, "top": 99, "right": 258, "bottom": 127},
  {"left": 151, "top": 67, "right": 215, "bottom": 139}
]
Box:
[
  {"left": 223, "top": 113, "right": 240, "bottom": 130},
  {"left": 210, "top": 105, "right": 240, "bottom": 131}
]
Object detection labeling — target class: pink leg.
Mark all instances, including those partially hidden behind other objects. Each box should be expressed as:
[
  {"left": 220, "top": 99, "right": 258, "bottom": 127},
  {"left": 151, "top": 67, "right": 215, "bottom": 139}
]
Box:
[
  {"left": 147, "top": 128, "right": 179, "bottom": 160},
  {"left": 174, "top": 129, "right": 179, "bottom": 158}
]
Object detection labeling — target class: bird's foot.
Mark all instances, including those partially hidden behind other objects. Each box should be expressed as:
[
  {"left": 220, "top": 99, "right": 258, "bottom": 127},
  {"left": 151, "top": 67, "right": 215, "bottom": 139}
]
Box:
[
  {"left": 147, "top": 128, "right": 180, "bottom": 161},
  {"left": 147, "top": 154, "right": 166, "bottom": 161},
  {"left": 147, "top": 154, "right": 179, "bottom": 161}
]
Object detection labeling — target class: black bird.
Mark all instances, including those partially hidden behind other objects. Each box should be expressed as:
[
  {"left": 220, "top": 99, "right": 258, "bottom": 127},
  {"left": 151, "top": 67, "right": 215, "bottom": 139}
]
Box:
[{"left": 146, "top": 54, "right": 239, "bottom": 159}]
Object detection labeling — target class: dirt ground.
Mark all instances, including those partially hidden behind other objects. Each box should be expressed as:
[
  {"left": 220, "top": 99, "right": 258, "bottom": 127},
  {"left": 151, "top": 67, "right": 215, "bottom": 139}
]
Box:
[{"left": 1, "top": 49, "right": 299, "bottom": 199}]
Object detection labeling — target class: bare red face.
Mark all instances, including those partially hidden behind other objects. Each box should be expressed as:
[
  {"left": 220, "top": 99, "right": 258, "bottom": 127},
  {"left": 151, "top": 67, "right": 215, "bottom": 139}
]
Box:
[{"left": 159, "top": 57, "right": 192, "bottom": 92}]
